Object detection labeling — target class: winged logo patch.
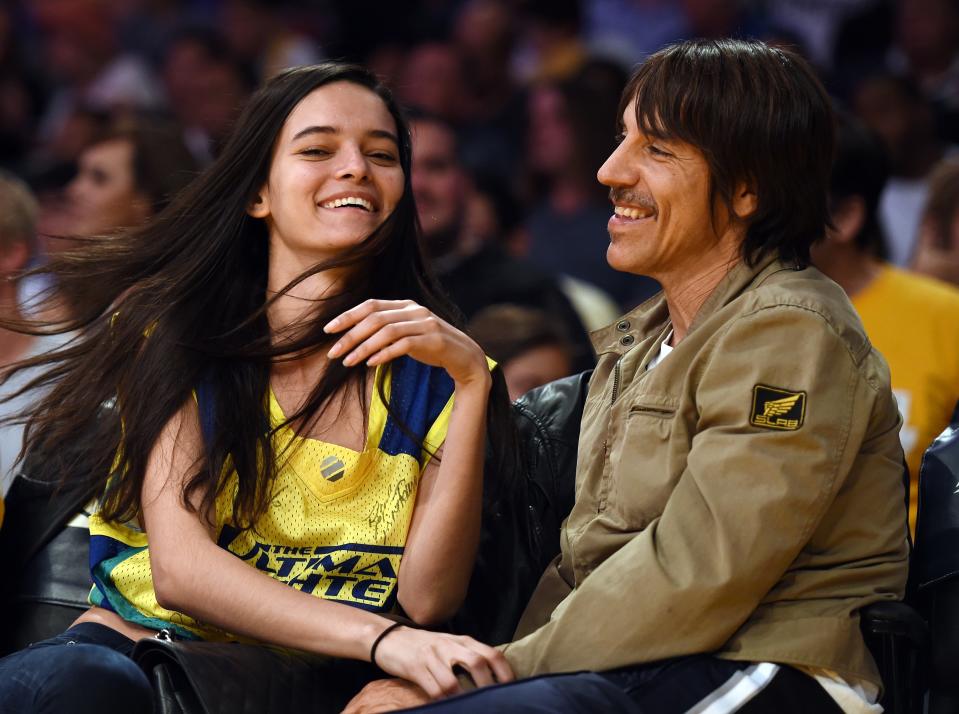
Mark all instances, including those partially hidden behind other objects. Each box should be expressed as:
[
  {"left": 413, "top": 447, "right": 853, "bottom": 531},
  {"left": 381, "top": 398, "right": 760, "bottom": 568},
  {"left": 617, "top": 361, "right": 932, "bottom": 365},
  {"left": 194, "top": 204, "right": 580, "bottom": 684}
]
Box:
[{"left": 750, "top": 385, "right": 806, "bottom": 431}]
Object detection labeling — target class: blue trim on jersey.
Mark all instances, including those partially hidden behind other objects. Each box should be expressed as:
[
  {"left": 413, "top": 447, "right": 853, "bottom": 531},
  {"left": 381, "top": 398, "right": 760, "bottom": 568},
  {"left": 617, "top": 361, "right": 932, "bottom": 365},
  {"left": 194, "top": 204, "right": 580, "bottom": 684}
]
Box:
[
  {"left": 89, "top": 533, "right": 135, "bottom": 572},
  {"left": 378, "top": 356, "right": 453, "bottom": 458}
]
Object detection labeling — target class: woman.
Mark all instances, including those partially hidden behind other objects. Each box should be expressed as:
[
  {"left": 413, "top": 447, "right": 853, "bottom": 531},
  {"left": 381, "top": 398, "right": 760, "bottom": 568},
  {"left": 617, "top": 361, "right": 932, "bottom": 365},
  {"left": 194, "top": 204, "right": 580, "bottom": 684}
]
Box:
[{"left": 0, "top": 62, "right": 513, "bottom": 712}]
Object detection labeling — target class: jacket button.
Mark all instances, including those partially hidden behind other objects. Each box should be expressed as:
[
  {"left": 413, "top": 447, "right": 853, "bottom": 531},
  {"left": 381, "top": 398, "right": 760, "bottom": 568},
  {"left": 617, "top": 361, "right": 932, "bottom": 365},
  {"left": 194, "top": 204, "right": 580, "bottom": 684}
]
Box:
[
  {"left": 616, "top": 320, "right": 630, "bottom": 332},
  {"left": 620, "top": 335, "right": 635, "bottom": 346}
]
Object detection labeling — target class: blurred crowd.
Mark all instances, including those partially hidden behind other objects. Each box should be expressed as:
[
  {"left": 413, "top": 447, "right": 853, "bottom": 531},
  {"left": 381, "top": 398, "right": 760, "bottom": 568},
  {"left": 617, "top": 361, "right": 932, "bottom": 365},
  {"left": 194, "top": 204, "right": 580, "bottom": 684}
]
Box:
[{"left": 2, "top": 0, "right": 959, "bottom": 492}]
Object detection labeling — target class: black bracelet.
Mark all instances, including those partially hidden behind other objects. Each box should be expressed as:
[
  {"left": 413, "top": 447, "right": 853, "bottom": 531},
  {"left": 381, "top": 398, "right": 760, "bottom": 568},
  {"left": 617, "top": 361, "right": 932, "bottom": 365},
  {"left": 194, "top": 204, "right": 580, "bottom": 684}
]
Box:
[{"left": 370, "top": 622, "right": 404, "bottom": 669}]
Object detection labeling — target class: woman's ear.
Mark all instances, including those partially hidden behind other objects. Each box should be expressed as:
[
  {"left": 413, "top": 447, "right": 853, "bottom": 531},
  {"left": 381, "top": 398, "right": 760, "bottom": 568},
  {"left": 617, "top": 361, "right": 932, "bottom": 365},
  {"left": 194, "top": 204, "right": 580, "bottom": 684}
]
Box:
[
  {"left": 732, "top": 181, "right": 758, "bottom": 220},
  {"left": 246, "top": 187, "right": 271, "bottom": 219}
]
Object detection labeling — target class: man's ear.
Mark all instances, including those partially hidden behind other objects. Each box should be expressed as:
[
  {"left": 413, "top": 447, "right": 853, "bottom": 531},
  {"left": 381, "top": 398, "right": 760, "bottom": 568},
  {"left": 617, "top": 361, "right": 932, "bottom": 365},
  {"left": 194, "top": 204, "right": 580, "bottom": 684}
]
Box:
[
  {"left": 0, "top": 239, "right": 29, "bottom": 274},
  {"left": 246, "top": 186, "right": 270, "bottom": 219},
  {"left": 830, "top": 196, "right": 866, "bottom": 245},
  {"left": 731, "top": 181, "right": 758, "bottom": 220}
]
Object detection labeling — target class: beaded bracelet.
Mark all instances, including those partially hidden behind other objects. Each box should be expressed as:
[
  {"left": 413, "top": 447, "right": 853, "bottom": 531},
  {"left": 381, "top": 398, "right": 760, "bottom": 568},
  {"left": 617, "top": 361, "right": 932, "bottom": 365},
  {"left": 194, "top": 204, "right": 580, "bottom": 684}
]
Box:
[{"left": 370, "top": 622, "right": 405, "bottom": 669}]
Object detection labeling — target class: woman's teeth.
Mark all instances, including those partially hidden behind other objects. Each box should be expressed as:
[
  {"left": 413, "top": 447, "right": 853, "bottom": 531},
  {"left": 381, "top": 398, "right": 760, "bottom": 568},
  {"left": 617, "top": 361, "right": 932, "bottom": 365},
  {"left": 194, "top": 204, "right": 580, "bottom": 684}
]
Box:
[{"left": 322, "top": 197, "right": 373, "bottom": 211}]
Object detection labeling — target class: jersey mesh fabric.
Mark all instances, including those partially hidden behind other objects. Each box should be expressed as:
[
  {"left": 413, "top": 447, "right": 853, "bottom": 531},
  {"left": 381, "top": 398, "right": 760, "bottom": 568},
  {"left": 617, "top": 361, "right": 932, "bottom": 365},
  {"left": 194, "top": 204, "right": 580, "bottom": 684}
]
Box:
[{"left": 87, "top": 356, "right": 457, "bottom": 640}]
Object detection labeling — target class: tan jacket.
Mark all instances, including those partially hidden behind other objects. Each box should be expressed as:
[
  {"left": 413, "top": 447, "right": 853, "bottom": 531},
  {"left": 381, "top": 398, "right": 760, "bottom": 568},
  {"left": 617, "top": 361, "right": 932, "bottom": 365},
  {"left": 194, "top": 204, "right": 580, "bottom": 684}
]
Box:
[{"left": 502, "top": 254, "right": 909, "bottom": 688}]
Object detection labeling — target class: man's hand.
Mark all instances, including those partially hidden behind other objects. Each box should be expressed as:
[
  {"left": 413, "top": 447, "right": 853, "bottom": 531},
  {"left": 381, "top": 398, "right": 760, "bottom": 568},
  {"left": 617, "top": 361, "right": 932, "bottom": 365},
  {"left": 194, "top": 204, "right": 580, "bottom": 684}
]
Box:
[{"left": 342, "top": 678, "right": 431, "bottom": 714}]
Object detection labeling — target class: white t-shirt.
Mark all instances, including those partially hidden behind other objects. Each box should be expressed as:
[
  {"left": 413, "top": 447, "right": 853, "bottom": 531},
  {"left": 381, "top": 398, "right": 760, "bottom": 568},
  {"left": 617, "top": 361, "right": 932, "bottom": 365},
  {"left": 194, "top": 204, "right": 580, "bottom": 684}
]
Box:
[{"left": 1, "top": 334, "right": 69, "bottom": 494}]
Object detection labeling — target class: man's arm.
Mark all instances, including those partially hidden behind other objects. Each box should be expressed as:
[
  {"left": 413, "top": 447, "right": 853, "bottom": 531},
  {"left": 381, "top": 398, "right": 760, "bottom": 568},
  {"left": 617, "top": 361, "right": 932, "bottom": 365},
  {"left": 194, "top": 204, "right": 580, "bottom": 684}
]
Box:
[{"left": 503, "top": 305, "right": 905, "bottom": 675}]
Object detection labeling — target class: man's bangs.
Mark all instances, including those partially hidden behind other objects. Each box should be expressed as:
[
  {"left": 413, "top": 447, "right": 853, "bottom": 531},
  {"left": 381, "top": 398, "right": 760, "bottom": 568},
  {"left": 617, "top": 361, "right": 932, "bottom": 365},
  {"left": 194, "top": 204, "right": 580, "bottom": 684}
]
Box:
[{"left": 625, "top": 66, "right": 699, "bottom": 147}]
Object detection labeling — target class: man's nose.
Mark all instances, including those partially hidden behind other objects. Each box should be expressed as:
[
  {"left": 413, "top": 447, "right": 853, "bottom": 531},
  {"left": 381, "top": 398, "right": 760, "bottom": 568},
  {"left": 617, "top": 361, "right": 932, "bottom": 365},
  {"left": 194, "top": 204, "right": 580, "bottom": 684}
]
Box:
[{"left": 597, "top": 142, "right": 633, "bottom": 188}]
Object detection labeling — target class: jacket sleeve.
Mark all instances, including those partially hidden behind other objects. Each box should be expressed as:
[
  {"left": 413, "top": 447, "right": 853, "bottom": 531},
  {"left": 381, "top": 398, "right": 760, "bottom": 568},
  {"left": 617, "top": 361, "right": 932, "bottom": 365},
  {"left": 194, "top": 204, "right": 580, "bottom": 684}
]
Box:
[{"left": 502, "top": 304, "right": 891, "bottom": 675}]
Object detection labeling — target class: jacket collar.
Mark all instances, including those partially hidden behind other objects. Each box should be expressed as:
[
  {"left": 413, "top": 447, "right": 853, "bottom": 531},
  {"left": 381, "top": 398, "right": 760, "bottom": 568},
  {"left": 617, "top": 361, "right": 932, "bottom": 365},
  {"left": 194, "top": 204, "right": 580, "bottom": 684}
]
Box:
[{"left": 591, "top": 251, "right": 798, "bottom": 355}]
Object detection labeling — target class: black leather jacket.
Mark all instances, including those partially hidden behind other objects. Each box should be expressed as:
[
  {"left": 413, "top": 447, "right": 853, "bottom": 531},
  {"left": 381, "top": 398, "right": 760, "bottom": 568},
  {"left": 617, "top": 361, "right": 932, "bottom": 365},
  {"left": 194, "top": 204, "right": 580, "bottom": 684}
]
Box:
[{"left": 450, "top": 371, "right": 591, "bottom": 645}]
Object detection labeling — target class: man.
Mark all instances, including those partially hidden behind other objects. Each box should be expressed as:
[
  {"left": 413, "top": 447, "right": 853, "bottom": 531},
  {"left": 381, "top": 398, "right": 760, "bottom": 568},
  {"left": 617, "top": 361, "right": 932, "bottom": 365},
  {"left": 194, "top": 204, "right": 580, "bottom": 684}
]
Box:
[
  {"left": 410, "top": 113, "right": 594, "bottom": 372},
  {"left": 351, "top": 39, "right": 908, "bottom": 713},
  {"left": 853, "top": 73, "right": 957, "bottom": 266},
  {"left": 812, "top": 117, "right": 959, "bottom": 536},
  {"left": 0, "top": 173, "right": 60, "bottom": 508}
]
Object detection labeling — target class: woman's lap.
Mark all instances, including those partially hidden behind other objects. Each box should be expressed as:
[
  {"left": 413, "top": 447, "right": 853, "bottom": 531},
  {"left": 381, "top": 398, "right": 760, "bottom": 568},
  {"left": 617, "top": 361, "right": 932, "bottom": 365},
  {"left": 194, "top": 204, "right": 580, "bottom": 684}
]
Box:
[{"left": 0, "top": 623, "right": 152, "bottom": 714}]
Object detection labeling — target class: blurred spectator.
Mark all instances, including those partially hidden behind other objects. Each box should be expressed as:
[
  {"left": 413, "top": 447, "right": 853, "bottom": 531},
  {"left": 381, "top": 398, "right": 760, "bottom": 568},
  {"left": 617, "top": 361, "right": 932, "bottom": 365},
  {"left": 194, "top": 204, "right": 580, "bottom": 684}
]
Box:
[
  {"left": 0, "top": 3, "right": 45, "bottom": 174},
  {"left": 398, "top": 42, "right": 469, "bottom": 123},
  {"left": 912, "top": 159, "right": 959, "bottom": 286},
  {"left": 512, "top": 0, "right": 587, "bottom": 83},
  {"left": 410, "top": 113, "right": 594, "bottom": 371},
  {"left": 765, "top": 0, "right": 874, "bottom": 72},
  {"left": 889, "top": 0, "right": 959, "bottom": 134},
  {"left": 31, "top": 0, "right": 163, "bottom": 145},
  {"left": 853, "top": 73, "right": 959, "bottom": 266},
  {"left": 161, "top": 28, "right": 255, "bottom": 162},
  {"left": 468, "top": 304, "right": 575, "bottom": 400},
  {"left": 524, "top": 65, "right": 658, "bottom": 309},
  {"left": 811, "top": 116, "right": 959, "bottom": 534},
  {"left": 22, "top": 119, "right": 197, "bottom": 320},
  {"left": 584, "top": 0, "right": 686, "bottom": 67},
  {"left": 452, "top": 0, "right": 527, "bottom": 182},
  {"left": 220, "top": 0, "right": 322, "bottom": 81},
  {"left": 63, "top": 119, "right": 198, "bottom": 239},
  {"left": 0, "top": 172, "right": 63, "bottom": 495}
]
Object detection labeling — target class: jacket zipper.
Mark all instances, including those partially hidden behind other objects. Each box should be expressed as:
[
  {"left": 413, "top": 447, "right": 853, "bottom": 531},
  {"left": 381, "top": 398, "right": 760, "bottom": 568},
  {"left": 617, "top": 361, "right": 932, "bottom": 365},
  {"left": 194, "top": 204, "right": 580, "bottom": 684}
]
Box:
[{"left": 610, "top": 358, "right": 622, "bottom": 405}]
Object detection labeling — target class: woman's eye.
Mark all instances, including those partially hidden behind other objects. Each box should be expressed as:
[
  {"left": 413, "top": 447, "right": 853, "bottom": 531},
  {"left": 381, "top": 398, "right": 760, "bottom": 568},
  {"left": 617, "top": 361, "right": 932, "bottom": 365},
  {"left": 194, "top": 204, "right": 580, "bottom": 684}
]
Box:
[
  {"left": 369, "top": 152, "right": 398, "bottom": 163},
  {"left": 300, "top": 148, "right": 330, "bottom": 158},
  {"left": 648, "top": 144, "right": 671, "bottom": 158}
]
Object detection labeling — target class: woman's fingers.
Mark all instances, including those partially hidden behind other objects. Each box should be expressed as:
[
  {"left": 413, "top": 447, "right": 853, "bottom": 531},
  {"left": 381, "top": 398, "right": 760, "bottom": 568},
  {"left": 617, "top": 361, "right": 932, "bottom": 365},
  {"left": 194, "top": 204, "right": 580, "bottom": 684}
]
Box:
[
  {"left": 323, "top": 299, "right": 488, "bottom": 385},
  {"left": 324, "top": 299, "right": 412, "bottom": 333},
  {"left": 326, "top": 303, "right": 429, "bottom": 361},
  {"left": 374, "top": 630, "right": 511, "bottom": 700},
  {"left": 451, "top": 649, "right": 495, "bottom": 688},
  {"left": 462, "top": 639, "right": 514, "bottom": 684},
  {"left": 425, "top": 654, "right": 462, "bottom": 698}
]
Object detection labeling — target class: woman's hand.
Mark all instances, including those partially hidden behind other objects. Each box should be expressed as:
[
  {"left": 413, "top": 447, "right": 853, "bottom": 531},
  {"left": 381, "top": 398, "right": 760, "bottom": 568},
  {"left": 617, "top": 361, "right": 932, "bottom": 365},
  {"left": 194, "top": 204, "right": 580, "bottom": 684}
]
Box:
[
  {"left": 371, "top": 625, "right": 514, "bottom": 699},
  {"left": 324, "top": 299, "right": 490, "bottom": 390}
]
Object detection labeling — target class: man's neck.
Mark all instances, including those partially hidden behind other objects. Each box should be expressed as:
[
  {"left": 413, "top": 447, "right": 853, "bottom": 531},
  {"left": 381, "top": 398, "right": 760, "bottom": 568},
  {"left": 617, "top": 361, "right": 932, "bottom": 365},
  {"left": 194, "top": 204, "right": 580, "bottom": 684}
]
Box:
[
  {"left": 659, "top": 240, "right": 741, "bottom": 345},
  {"left": 814, "top": 245, "right": 883, "bottom": 299}
]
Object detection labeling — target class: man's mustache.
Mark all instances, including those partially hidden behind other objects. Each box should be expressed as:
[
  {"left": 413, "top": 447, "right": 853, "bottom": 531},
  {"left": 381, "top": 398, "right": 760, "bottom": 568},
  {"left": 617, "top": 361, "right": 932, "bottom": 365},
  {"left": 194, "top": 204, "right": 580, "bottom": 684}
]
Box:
[{"left": 609, "top": 188, "right": 657, "bottom": 213}]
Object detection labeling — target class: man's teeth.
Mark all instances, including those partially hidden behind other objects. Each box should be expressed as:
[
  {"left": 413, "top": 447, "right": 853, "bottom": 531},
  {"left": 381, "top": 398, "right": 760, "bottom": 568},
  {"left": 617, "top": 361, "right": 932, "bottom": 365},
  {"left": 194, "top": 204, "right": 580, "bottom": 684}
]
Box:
[
  {"left": 614, "top": 205, "right": 651, "bottom": 219},
  {"left": 322, "top": 197, "right": 373, "bottom": 211}
]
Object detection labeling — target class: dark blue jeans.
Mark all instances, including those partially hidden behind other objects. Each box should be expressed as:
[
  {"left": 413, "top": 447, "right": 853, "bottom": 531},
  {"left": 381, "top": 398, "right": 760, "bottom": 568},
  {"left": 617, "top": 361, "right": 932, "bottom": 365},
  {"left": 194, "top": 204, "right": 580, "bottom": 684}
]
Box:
[
  {"left": 0, "top": 623, "right": 153, "bottom": 714},
  {"left": 400, "top": 656, "right": 844, "bottom": 713}
]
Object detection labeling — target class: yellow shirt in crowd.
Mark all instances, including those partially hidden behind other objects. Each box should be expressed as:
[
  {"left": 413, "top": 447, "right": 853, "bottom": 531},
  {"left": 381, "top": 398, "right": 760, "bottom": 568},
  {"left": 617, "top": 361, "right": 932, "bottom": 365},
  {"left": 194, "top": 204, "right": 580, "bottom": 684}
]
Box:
[{"left": 852, "top": 264, "right": 959, "bottom": 534}]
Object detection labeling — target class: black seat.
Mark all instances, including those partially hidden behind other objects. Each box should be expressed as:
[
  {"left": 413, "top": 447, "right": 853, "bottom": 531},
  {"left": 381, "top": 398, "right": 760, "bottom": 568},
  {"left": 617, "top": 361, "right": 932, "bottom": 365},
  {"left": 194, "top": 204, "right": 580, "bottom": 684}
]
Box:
[{"left": 912, "top": 409, "right": 959, "bottom": 713}]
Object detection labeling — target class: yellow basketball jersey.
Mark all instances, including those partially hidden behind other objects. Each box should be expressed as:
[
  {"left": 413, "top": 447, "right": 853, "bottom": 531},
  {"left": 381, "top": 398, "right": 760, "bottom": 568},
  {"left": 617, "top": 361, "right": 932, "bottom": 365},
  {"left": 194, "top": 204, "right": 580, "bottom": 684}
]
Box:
[
  {"left": 853, "top": 265, "right": 959, "bottom": 534},
  {"left": 88, "top": 356, "right": 458, "bottom": 640}
]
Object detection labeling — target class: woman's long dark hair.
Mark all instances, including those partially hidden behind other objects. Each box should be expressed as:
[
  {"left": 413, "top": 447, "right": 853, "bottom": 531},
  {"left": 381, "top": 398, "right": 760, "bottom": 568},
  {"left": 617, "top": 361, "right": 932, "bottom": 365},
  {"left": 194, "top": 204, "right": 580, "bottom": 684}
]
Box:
[{"left": 4, "top": 62, "right": 516, "bottom": 528}]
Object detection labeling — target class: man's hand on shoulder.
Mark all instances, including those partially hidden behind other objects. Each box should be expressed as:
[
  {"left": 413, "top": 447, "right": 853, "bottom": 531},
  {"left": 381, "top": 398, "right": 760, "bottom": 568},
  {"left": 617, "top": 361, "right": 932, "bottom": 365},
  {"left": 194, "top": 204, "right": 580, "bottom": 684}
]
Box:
[{"left": 342, "top": 678, "right": 431, "bottom": 714}]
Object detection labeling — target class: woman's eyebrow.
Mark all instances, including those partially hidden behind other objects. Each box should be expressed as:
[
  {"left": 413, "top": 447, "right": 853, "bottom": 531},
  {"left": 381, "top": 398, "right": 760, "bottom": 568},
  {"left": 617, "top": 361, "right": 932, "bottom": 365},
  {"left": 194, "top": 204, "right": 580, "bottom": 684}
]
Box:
[{"left": 291, "top": 125, "right": 398, "bottom": 145}]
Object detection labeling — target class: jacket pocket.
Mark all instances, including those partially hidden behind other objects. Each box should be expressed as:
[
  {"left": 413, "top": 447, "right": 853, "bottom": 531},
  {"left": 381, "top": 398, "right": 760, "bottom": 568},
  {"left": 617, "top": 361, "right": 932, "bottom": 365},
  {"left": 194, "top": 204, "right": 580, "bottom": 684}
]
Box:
[{"left": 606, "top": 403, "right": 678, "bottom": 529}]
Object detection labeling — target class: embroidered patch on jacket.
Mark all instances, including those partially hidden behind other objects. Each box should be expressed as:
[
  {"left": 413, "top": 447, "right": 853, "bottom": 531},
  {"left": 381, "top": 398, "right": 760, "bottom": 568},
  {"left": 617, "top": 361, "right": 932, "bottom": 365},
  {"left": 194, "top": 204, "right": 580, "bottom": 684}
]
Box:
[{"left": 750, "top": 385, "right": 806, "bottom": 431}]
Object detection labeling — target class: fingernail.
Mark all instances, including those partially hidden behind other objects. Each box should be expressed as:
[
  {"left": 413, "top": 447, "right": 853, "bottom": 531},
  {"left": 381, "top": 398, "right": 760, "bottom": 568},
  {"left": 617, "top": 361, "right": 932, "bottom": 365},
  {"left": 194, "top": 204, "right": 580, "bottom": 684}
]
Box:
[
  {"left": 328, "top": 342, "right": 342, "bottom": 358},
  {"left": 342, "top": 353, "right": 356, "bottom": 366},
  {"left": 323, "top": 318, "right": 340, "bottom": 333}
]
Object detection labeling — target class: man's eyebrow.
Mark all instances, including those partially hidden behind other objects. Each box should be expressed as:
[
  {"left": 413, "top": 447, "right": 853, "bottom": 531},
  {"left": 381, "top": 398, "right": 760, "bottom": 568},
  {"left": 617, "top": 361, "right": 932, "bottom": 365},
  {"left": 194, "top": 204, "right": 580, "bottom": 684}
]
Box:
[{"left": 291, "top": 125, "right": 399, "bottom": 145}]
